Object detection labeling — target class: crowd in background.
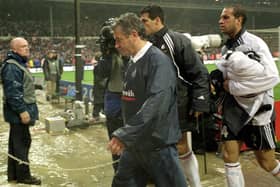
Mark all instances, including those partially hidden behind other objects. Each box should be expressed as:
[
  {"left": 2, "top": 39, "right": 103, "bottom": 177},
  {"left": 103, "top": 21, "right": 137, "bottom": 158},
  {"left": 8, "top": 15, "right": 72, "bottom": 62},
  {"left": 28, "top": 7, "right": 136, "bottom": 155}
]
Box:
[
  {"left": 0, "top": 0, "right": 279, "bottom": 68},
  {"left": 0, "top": 19, "right": 101, "bottom": 37},
  {"left": 0, "top": 37, "right": 99, "bottom": 68}
]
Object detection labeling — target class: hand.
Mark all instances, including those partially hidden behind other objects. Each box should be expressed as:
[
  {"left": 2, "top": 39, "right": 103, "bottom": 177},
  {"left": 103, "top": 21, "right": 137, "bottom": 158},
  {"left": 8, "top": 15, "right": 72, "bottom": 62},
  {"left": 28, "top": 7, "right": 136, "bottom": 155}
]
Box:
[
  {"left": 107, "top": 137, "right": 125, "bottom": 155},
  {"left": 189, "top": 110, "right": 203, "bottom": 119},
  {"left": 194, "top": 111, "right": 203, "bottom": 118},
  {"left": 20, "top": 111, "right": 31, "bottom": 125},
  {"left": 223, "top": 79, "right": 229, "bottom": 92},
  {"left": 210, "top": 84, "right": 216, "bottom": 94}
]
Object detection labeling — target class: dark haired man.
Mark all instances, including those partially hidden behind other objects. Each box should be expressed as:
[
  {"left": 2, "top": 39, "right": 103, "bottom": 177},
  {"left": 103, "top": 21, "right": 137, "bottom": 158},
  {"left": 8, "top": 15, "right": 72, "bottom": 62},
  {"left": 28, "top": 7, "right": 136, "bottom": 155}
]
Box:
[
  {"left": 140, "top": 5, "right": 210, "bottom": 187},
  {"left": 219, "top": 4, "right": 280, "bottom": 186},
  {"left": 107, "top": 13, "right": 187, "bottom": 187}
]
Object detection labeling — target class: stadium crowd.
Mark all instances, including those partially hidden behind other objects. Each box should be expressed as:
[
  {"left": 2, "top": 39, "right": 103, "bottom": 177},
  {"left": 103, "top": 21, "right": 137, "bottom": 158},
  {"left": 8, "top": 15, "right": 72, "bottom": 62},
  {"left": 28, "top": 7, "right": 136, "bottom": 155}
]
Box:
[{"left": 0, "top": 37, "right": 99, "bottom": 67}]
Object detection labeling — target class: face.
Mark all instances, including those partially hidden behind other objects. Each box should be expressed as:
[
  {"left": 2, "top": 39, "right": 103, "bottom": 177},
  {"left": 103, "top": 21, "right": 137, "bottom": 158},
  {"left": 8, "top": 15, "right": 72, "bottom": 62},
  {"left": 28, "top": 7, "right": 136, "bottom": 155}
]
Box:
[
  {"left": 140, "top": 13, "right": 158, "bottom": 36},
  {"left": 13, "top": 38, "right": 30, "bottom": 58},
  {"left": 113, "top": 26, "right": 134, "bottom": 56},
  {"left": 219, "top": 8, "right": 241, "bottom": 38}
]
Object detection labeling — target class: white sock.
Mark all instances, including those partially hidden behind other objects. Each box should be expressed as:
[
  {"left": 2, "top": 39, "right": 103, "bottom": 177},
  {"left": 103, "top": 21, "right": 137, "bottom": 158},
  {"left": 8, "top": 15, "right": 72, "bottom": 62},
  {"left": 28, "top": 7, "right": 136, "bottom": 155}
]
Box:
[
  {"left": 270, "top": 160, "right": 280, "bottom": 181},
  {"left": 179, "top": 151, "right": 201, "bottom": 187},
  {"left": 225, "top": 162, "right": 245, "bottom": 187}
]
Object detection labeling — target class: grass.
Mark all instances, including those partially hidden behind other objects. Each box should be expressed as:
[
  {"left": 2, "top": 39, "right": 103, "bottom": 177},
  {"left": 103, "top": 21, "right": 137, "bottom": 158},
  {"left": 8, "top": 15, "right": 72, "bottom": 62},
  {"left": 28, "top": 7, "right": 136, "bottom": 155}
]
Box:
[
  {"left": 32, "top": 62, "right": 280, "bottom": 101},
  {"left": 33, "top": 70, "right": 94, "bottom": 85}
]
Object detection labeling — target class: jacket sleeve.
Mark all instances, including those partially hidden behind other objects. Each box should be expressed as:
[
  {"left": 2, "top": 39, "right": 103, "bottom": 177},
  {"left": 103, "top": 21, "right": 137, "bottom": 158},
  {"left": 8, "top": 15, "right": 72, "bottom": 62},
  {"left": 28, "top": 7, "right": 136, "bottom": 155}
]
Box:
[
  {"left": 2, "top": 63, "right": 27, "bottom": 114},
  {"left": 95, "top": 55, "right": 112, "bottom": 79},
  {"left": 42, "top": 59, "right": 50, "bottom": 80},
  {"left": 174, "top": 33, "right": 210, "bottom": 112},
  {"left": 112, "top": 55, "right": 176, "bottom": 148}
]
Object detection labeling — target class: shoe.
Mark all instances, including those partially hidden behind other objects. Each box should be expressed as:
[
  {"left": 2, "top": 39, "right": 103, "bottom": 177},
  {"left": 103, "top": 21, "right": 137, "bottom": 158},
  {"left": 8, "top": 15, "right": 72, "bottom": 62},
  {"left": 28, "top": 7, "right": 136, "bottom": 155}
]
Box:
[
  {"left": 7, "top": 179, "right": 17, "bottom": 183},
  {"left": 17, "top": 176, "right": 41, "bottom": 185}
]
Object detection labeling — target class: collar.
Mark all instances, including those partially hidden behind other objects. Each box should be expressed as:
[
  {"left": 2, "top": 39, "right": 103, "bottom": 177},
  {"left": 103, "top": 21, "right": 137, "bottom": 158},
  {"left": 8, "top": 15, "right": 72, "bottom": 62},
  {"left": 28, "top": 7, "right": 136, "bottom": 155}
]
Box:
[
  {"left": 225, "top": 28, "right": 246, "bottom": 50},
  {"left": 5, "top": 51, "right": 27, "bottom": 66},
  {"left": 149, "top": 26, "right": 168, "bottom": 43},
  {"left": 131, "top": 41, "right": 152, "bottom": 63}
]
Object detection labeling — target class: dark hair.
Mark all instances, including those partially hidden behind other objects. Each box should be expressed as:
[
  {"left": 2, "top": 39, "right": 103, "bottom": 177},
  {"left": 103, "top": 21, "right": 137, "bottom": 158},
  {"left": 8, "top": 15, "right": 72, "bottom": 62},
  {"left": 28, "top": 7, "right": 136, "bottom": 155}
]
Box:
[
  {"left": 228, "top": 4, "right": 247, "bottom": 26},
  {"left": 140, "top": 4, "right": 165, "bottom": 24},
  {"left": 113, "top": 12, "right": 146, "bottom": 39}
]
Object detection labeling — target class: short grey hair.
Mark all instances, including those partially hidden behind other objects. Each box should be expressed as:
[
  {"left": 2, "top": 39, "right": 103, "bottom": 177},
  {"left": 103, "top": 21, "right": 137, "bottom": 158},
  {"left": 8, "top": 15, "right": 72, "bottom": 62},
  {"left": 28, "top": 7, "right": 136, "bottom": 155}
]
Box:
[{"left": 113, "top": 12, "right": 146, "bottom": 39}]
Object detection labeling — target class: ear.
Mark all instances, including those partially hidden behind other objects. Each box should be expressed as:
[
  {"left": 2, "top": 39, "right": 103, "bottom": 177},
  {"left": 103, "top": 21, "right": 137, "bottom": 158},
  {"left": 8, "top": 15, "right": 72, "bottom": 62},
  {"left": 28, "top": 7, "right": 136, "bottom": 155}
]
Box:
[
  {"left": 236, "top": 16, "right": 243, "bottom": 26},
  {"left": 130, "top": 29, "right": 139, "bottom": 38},
  {"left": 155, "top": 16, "right": 162, "bottom": 24}
]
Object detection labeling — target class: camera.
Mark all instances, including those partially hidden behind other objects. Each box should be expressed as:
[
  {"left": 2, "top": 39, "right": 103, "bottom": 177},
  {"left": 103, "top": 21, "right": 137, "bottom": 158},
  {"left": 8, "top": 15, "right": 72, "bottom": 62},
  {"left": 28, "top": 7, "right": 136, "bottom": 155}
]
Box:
[
  {"left": 183, "top": 33, "right": 222, "bottom": 51},
  {"left": 97, "top": 18, "right": 116, "bottom": 54}
]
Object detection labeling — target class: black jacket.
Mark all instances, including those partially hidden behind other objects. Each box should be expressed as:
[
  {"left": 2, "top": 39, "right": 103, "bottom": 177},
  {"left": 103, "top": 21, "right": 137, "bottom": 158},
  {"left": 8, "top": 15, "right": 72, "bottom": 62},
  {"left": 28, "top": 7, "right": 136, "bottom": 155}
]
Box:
[
  {"left": 150, "top": 26, "right": 210, "bottom": 113},
  {"left": 113, "top": 45, "right": 181, "bottom": 151}
]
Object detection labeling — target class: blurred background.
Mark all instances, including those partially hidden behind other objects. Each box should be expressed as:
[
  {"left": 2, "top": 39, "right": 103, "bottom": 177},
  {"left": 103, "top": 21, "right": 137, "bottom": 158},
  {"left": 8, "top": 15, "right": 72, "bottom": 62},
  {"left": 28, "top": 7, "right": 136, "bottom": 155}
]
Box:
[{"left": 0, "top": 0, "right": 279, "bottom": 65}]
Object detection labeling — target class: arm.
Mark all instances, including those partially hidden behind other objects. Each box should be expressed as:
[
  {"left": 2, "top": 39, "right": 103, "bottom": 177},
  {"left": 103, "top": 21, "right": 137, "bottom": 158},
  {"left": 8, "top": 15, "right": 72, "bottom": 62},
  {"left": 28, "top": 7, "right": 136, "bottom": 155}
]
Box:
[
  {"left": 95, "top": 55, "right": 113, "bottom": 79},
  {"left": 42, "top": 59, "right": 50, "bottom": 80},
  {"left": 175, "top": 34, "right": 210, "bottom": 112},
  {"left": 2, "top": 64, "right": 30, "bottom": 124}
]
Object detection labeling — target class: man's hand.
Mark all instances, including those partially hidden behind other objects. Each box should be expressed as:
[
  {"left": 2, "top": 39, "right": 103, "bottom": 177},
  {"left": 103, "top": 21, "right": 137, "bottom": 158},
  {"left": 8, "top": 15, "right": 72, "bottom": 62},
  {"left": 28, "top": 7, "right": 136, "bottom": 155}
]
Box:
[
  {"left": 20, "top": 111, "right": 30, "bottom": 125},
  {"left": 107, "top": 137, "right": 125, "bottom": 155},
  {"left": 189, "top": 110, "right": 203, "bottom": 118},
  {"left": 194, "top": 111, "right": 203, "bottom": 118}
]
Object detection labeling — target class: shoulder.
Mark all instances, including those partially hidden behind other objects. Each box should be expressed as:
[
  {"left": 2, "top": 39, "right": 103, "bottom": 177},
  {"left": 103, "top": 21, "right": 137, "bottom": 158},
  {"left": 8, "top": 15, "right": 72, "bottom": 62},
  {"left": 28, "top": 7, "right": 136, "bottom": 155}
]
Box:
[
  {"left": 166, "top": 30, "right": 192, "bottom": 50},
  {"left": 242, "top": 31, "right": 268, "bottom": 49},
  {"left": 1, "top": 60, "right": 23, "bottom": 80},
  {"left": 146, "top": 46, "right": 173, "bottom": 67}
]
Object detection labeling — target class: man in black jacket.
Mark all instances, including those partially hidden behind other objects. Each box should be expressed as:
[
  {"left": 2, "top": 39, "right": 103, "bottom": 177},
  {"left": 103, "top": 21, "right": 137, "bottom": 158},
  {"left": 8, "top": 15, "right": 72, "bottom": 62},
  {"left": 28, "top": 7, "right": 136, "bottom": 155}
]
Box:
[
  {"left": 140, "top": 5, "right": 210, "bottom": 187},
  {"left": 107, "top": 13, "right": 187, "bottom": 187},
  {"left": 1, "top": 37, "right": 41, "bottom": 185}
]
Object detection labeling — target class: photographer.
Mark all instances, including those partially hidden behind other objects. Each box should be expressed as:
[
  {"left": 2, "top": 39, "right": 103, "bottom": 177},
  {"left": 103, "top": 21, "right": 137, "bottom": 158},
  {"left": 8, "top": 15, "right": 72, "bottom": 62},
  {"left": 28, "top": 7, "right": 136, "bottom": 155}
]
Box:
[{"left": 92, "top": 18, "right": 129, "bottom": 172}]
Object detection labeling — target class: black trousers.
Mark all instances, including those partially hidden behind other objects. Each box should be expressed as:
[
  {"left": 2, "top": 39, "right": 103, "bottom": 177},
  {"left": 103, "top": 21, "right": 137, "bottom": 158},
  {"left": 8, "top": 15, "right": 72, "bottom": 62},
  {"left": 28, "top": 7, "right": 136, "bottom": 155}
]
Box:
[{"left": 8, "top": 123, "right": 31, "bottom": 181}]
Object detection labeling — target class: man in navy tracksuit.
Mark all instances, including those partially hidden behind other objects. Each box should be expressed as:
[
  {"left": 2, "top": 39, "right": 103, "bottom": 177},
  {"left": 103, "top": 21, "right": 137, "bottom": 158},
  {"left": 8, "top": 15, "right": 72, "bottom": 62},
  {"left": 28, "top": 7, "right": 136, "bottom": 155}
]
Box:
[{"left": 107, "top": 13, "right": 187, "bottom": 187}]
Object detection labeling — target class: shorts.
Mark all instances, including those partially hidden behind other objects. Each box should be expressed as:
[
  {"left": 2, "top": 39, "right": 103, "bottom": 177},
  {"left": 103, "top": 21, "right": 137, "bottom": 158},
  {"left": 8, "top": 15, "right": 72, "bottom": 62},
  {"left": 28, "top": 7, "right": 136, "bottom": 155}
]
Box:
[{"left": 221, "top": 122, "right": 276, "bottom": 150}]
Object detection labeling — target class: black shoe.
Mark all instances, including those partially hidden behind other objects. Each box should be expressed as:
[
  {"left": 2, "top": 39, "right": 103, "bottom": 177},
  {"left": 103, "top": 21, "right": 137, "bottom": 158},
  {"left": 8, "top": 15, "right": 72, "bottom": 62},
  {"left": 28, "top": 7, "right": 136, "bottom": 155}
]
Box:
[
  {"left": 7, "top": 179, "right": 17, "bottom": 183},
  {"left": 18, "top": 176, "right": 41, "bottom": 185}
]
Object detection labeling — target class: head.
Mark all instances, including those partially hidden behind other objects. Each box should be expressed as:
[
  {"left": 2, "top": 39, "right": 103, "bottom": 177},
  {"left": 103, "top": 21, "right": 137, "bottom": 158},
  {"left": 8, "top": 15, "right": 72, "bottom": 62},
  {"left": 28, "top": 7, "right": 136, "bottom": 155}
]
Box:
[
  {"left": 219, "top": 4, "right": 247, "bottom": 38},
  {"left": 140, "top": 5, "right": 165, "bottom": 36},
  {"left": 10, "top": 37, "right": 30, "bottom": 58},
  {"left": 112, "top": 13, "right": 146, "bottom": 56},
  {"left": 47, "top": 50, "right": 57, "bottom": 59}
]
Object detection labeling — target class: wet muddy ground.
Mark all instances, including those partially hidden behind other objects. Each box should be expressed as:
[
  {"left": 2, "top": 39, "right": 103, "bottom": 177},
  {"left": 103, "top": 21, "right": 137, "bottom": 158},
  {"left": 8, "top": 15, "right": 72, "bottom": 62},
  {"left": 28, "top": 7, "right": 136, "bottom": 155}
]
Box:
[{"left": 0, "top": 89, "right": 280, "bottom": 187}]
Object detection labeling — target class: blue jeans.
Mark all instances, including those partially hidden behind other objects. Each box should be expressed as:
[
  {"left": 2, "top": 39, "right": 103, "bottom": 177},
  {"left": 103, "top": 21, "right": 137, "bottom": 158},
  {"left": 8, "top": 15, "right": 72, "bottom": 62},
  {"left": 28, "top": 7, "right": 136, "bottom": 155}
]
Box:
[{"left": 112, "top": 145, "right": 187, "bottom": 187}]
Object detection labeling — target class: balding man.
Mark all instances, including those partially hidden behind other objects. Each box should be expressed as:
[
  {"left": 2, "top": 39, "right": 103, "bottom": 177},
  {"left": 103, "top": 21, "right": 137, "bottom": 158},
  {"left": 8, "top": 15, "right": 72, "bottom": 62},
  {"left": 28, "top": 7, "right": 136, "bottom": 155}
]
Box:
[{"left": 1, "top": 37, "right": 41, "bottom": 185}]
